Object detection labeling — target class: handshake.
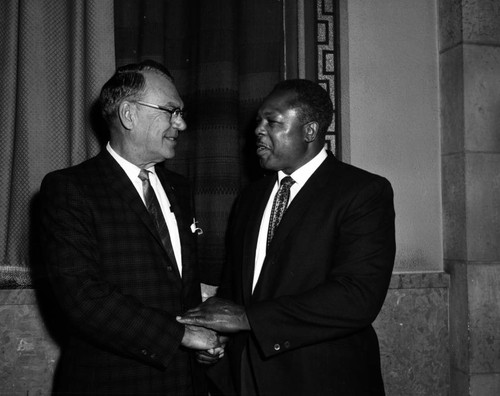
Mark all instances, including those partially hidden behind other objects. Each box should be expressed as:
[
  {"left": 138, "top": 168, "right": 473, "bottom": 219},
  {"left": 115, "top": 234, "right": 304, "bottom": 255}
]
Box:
[{"left": 176, "top": 297, "right": 250, "bottom": 364}]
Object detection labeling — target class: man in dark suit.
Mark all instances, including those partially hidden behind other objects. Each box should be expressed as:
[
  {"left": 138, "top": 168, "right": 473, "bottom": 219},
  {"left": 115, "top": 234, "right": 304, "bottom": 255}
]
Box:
[
  {"left": 40, "top": 60, "right": 222, "bottom": 395},
  {"left": 177, "top": 79, "right": 396, "bottom": 395}
]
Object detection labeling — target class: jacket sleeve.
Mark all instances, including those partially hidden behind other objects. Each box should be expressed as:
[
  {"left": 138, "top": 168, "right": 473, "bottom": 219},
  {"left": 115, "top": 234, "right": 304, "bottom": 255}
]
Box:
[
  {"left": 39, "top": 171, "right": 186, "bottom": 368},
  {"left": 246, "top": 177, "right": 396, "bottom": 358}
]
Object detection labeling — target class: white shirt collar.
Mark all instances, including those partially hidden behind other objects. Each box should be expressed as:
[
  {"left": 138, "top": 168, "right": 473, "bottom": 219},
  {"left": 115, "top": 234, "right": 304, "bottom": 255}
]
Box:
[
  {"left": 106, "top": 142, "right": 156, "bottom": 178},
  {"left": 277, "top": 148, "right": 328, "bottom": 187}
]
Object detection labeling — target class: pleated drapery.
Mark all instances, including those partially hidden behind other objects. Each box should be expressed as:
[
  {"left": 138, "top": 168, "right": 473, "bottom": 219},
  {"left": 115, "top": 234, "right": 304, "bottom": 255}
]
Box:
[
  {"left": 114, "top": 0, "right": 284, "bottom": 284},
  {"left": 0, "top": 0, "right": 115, "bottom": 287}
]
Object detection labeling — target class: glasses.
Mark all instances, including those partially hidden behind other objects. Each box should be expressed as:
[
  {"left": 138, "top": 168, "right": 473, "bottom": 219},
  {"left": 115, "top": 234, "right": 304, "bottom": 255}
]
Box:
[{"left": 135, "top": 100, "right": 186, "bottom": 121}]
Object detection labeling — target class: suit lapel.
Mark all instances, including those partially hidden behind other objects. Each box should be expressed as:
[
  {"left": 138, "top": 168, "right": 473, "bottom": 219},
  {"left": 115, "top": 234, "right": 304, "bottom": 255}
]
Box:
[
  {"left": 269, "top": 160, "right": 332, "bottom": 249},
  {"left": 241, "top": 175, "right": 277, "bottom": 305},
  {"left": 99, "top": 152, "right": 161, "bottom": 243},
  {"left": 99, "top": 151, "right": 182, "bottom": 281},
  {"left": 155, "top": 166, "right": 200, "bottom": 283},
  {"left": 154, "top": 166, "right": 185, "bottom": 280},
  {"left": 252, "top": 156, "right": 336, "bottom": 297}
]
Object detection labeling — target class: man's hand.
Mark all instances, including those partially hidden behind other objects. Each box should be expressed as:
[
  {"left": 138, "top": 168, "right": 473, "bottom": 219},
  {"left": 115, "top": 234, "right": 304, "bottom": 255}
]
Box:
[
  {"left": 195, "top": 348, "right": 224, "bottom": 365},
  {"left": 180, "top": 324, "right": 221, "bottom": 350},
  {"left": 176, "top": 297, "right": 250, "bottom": 333},
  {"left": 195, "top": 334, "right": 229, "bottom": 365}
]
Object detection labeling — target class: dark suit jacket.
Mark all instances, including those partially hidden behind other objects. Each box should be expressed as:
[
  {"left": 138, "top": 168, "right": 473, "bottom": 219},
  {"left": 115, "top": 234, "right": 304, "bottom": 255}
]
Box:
[
  {"left": 211, "top": 153, "right": 396, "bottom": 396},
  {"left": 40, "top": 150, "right": 205, "bottom": 395}
]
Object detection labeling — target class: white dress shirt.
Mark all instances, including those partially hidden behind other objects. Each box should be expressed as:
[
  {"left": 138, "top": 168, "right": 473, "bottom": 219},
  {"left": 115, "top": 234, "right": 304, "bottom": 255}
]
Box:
[
  {"left": 252, "top": 149, "right": 328, "bottom": 292},
  {"left": 107, "top": 143, "right": 183, "bottom": 276}
]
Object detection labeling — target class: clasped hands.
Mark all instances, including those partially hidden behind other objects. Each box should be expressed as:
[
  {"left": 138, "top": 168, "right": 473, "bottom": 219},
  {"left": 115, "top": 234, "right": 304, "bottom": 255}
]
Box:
[{"left": 178, "top": 297, "right": 250, "bottom": 364}]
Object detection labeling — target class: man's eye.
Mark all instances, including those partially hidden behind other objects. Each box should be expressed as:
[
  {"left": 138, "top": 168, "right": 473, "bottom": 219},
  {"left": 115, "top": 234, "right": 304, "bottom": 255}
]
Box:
[{"left": 256, "top": 118, "right": 278, "bottom": 127}]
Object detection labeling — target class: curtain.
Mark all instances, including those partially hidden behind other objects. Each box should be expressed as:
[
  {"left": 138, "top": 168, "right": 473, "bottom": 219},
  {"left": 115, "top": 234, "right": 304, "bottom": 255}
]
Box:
[
  {"left": 114, "top": 0, "right": 284, "bottom": 284},
  {"left": 0, "top": 0, "right": 115, "bottom": 288}
]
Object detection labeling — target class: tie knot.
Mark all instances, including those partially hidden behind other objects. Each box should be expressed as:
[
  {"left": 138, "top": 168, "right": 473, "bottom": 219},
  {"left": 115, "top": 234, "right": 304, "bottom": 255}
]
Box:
[
  {"left": 280, "top": 176, "right": 295, "bottom": 189},
  {"left": 138, "top": 169, "right": 150, "bottom": 182}
]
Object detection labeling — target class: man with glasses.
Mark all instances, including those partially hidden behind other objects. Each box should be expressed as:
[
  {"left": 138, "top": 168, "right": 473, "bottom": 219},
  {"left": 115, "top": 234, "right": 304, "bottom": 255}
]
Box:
[{"left": 40, "top": 60, "right": 221, "bottom": 395}]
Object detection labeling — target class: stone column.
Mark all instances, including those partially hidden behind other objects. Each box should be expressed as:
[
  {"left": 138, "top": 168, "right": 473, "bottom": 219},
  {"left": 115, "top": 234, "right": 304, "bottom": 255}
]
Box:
[{"left": 439, "top": 0, "right": 500, "bottom": 394}]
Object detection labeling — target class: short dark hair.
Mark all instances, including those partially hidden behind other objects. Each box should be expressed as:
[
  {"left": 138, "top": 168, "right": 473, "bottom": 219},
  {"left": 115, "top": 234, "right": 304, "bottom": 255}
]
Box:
[
  {"left": 99, "top": 60, "right": 173, "bottom": 126},
  {"left": 270, "top": 79, "right": 333, "bottom": 136}
]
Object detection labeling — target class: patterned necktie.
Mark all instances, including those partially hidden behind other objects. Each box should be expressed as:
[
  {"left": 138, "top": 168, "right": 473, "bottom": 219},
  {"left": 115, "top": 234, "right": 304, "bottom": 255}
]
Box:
[
  {"left": 138, "top": 169, "right": 177, "bottom": 267},
  {"left": 267, "top": 176, "right": 295, "bottom": 247}
]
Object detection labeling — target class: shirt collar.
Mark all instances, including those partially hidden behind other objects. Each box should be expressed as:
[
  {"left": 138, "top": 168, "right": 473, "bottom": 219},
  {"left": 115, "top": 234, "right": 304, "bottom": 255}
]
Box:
[
  {"left": 106, "top": 142, "right": 156, "bottom": 179},
  {"left": 278, "top": 149, "right": 328, "bottom": 187}
]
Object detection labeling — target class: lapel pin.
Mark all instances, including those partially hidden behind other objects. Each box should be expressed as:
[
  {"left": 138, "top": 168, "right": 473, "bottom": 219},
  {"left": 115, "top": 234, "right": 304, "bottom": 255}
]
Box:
[{"left": 190, "top": 219, "right": 203, "bottom": 235}]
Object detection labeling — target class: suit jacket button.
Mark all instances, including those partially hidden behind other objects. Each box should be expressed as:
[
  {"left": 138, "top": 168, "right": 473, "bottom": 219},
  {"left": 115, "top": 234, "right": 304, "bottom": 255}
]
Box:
[
  {"left": 273, "top": 344, "right": 280, "bottom": 351},
  {"left": 284, "top": 341, "right": 291, "bottom": 349},
  {"left": 141, "top": 349, "right": 148, "bottom": 355},
  {"left": 167, "top": 266, "right": 173, "bottom": 271}
]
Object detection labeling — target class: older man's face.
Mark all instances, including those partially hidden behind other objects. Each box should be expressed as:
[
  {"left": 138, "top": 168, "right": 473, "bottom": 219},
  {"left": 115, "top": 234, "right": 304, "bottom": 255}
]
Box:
[{"left": 132, "top": 71, "right": 186, "bottom": 164}]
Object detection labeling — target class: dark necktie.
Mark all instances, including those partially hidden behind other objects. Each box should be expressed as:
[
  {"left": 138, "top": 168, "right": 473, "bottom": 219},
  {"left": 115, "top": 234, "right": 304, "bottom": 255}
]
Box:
[
  {"left": 267, "top": 176, "right": 295, "bottom": 247},
  {"left": 138, "top": 169, "right": 177, "bottom": 268}
]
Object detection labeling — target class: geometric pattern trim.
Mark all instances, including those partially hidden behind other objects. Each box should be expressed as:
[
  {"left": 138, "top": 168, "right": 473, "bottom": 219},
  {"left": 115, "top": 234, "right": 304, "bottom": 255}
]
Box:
[{"left": 315, "top": 0, "right": 339, "bottom": 157}]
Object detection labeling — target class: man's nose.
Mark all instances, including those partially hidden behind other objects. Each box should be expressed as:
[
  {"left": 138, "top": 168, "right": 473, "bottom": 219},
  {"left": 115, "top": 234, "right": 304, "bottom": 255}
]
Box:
[
  {"left": 255, "top": 121, "right": 265, "bottom": 136},
  {"left": 173, "top": 116, "right": 187, "bottom": 131}
]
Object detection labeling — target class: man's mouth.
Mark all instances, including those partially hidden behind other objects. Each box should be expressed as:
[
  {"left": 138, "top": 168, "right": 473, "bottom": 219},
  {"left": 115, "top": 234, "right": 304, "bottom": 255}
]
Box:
[
  {"left": 256, "top": 142, "right": 271, "bottom": 153},
  {"left": 164, "top": 134, "right": 178, "bottom": 142}
]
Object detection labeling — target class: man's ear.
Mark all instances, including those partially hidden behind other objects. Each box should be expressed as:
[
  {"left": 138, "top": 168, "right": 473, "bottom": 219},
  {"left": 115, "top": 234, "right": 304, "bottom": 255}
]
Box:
[
  {"left": 303, "top": 121, "right": 319, "bottom": 143},
  {"left": 118, "top": 101, "right": 134, "bottom": 130}
]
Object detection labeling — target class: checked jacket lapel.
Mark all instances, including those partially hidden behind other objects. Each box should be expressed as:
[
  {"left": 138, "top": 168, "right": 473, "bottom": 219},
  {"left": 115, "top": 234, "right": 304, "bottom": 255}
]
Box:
[
  {"left": 100, "top": 152, "right": 183, "bottom": 281},
  {"left": 154, "top": 166, "right": 196, "bottom": 283}
]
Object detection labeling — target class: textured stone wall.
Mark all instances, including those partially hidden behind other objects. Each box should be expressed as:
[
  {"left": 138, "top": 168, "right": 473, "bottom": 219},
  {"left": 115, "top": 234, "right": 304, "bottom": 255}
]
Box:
[
  {"left": 375, "top": 272, "right": 450, "bottom": 396},
  {"left": 439, "top": 0, "right": 500, "bottom": 394},
  {"left": 0, "top": 289, "right": 58, "bottom": 395}
]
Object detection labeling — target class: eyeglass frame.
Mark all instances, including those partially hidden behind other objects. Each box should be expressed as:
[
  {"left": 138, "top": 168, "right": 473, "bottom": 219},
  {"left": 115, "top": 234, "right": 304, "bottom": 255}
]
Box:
[{"left": 135, "top": 100, "right": 186, "bottom": 121}]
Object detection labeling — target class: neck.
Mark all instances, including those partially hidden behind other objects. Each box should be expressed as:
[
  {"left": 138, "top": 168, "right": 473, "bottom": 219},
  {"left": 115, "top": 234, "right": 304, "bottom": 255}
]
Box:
[{"left": 109, "top": 140, "right": 157, "bottom": 169}]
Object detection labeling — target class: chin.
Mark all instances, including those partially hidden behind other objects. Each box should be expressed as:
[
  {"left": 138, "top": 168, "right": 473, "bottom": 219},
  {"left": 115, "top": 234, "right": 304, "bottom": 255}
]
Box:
[
  {"left": 260, "top": 160, "right": 280, "bottom": 172},
  {"left": 161, "top": 149, "right": 176, "bottom": 159}
]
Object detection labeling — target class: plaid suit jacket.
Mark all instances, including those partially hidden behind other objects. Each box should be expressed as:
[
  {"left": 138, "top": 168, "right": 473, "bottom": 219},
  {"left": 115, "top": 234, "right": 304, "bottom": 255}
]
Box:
[{"left": 40, "top": 150, "right": 205, "bottom": 395}]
